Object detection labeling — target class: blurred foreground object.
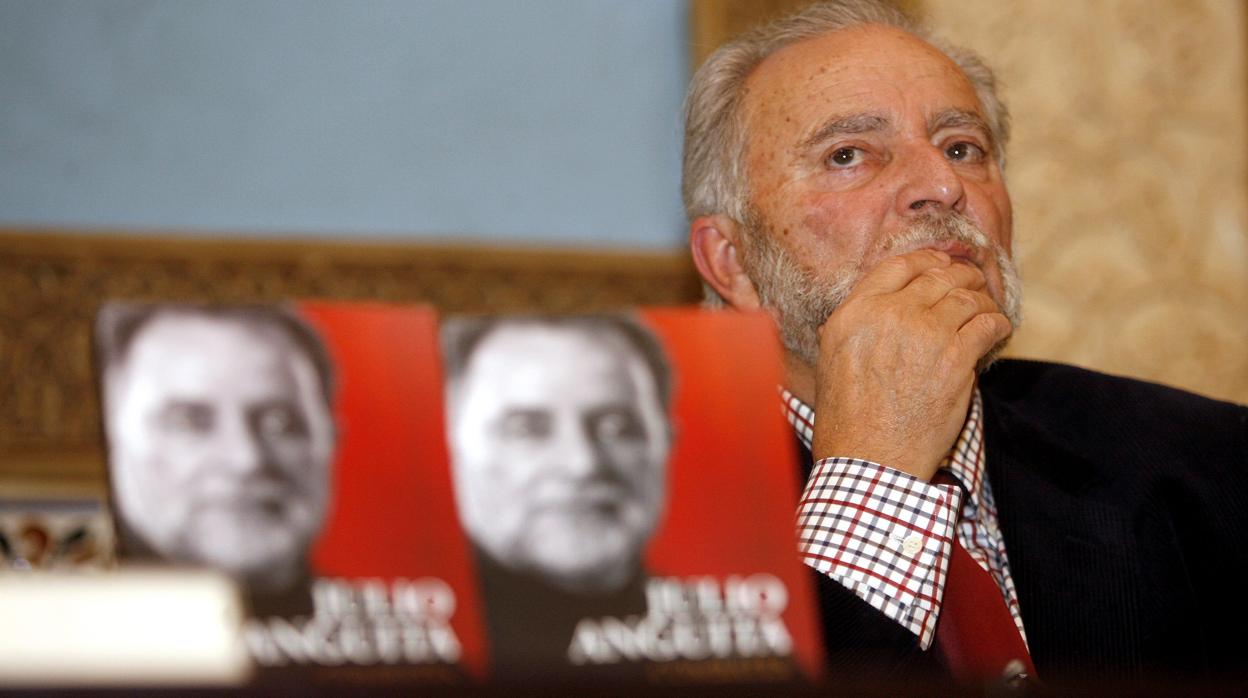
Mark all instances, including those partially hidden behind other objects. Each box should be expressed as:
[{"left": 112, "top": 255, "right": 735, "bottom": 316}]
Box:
[
  {"left": 0, "top": 496, "right": 113, "bottom": 570},
  {"left": 0, "top": 569, "right": 251, "bottom": 687}
]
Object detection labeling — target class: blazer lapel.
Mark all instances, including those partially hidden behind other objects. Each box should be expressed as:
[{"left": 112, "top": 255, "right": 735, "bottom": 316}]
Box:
[{"left": 982, "top": 396, "right": 1150, "bottom": 678}]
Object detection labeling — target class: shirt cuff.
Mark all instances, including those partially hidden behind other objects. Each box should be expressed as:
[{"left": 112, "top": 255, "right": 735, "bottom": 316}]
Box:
[{"left": 796, "top": 457, "right": 962, "bottom": 649}]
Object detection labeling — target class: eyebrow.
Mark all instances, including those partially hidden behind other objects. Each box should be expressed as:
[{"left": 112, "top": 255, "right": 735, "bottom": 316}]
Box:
[
  {"left": 497, "top": 407, "right": 551, "bottom": 419},
  {"left": 929, "top": 108, "right": 992, "bottom": 140},
  {"left": 797, "top": 109, "right": 994, "bottom": 151},
  {"left": 798, "top": 113, "right": 890, "bottom": 150}
]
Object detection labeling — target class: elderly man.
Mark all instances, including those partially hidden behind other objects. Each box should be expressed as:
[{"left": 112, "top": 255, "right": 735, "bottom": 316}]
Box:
[
  {"left": 442, "top": 314, "right": 672, "bottom": 676},
  {"left": 683, "top": 0, "right": 1247, "bottom": 686},
  {"left": 99, "top": 304, "right": 336, "bottom": 616}
]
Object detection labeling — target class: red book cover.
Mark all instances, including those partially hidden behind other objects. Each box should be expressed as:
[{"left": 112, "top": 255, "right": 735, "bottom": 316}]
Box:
[
  {"left": 440, "top": 308, "right": 822, "bottom": 685},
  {"left": 97, "top": 301, "right": 485, "bottom": 683}
]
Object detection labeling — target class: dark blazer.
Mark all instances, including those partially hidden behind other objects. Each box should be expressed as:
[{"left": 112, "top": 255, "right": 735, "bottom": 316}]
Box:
[{"left": 803, "top": 359, "right": 1248, "bottom": 683}]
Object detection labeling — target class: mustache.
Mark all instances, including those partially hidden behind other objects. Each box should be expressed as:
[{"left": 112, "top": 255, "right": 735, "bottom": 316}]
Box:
[{"left": 876, "top": 211, "right": 994, "bottom": 263}]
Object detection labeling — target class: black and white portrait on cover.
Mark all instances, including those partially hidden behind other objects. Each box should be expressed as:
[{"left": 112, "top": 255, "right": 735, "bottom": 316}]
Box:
[
  {"left": 442, "top": 314, "right": 673, "bottom": 677},
  {"left": 98, "top": 303, "right": 336, "bottom": 616}
]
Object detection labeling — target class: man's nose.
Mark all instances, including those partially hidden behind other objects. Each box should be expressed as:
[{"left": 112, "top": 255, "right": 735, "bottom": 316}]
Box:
[
  {"left": 556, "top": 422, "right": 607, "bottom": 479},
  {"left": 894, "top": 143, "right": 966, "bottom": 216},
  {"left": 215, "top": 412, "right": 268, "bottom": 474}
]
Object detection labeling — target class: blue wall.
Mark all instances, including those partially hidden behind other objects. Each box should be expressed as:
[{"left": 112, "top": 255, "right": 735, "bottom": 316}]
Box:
[{"left": 0, "top": 0, "right": 689, "bottom": 249}]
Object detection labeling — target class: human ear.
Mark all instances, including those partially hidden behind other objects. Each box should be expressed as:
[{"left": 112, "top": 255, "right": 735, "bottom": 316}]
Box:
[{"left": 688, "top": 214, "right": 762, "bottom": 311}]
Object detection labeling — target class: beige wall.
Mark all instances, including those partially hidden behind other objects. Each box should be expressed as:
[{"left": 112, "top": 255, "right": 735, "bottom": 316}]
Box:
[{"left": 922, "top": 0, "right": 1248, "bottom": 404}]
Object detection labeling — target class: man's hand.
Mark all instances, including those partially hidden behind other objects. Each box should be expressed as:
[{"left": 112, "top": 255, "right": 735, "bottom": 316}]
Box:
[{"left": 810, "top": 249, "right": 1013, "bottom": 481}]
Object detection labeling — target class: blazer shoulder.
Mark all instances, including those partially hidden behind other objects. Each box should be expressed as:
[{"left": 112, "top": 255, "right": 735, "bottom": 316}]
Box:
[
  {"left": 979, "top": 358, "right": 1247, "bottom": 462},
  {"left": 981, "top": 358, "right": 1244, "bottom": 412}
]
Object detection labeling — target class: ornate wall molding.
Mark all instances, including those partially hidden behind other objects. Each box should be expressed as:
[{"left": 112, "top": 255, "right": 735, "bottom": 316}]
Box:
[{"left": 0, "top": 228, "right": 702, "bottom": 492}]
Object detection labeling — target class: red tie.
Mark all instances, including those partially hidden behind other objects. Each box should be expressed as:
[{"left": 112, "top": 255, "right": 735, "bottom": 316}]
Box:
[{"left": 932, "top": 470, "right": 1037, "bottom": 684}]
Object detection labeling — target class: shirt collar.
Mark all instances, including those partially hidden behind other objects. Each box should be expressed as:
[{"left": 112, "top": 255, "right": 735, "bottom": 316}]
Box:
[{"left": 780, "top": 387, "right": 988, "bottom": 512}]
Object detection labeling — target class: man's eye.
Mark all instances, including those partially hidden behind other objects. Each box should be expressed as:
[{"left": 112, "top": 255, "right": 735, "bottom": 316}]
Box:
[
  {"left": 497, "top": 411, "right": 552, "bottom": 440},
  {"left": 254, "top": 404, "right": 309, "bottom": 438},
  {"left": 826, "top": 147, "right": 864, "bottom": 168},
  {"left": 946, "top": 141, "right": 985, "bottom": 162},
  {"left": 159, "top": 403, "right": 214, "bottom": 434},
  {"left": 591, "top": 408, "right": 645, "bottom": 441}
]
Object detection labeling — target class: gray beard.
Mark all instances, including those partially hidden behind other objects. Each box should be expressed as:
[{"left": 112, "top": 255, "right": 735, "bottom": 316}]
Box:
[{"left": 738, "top": 209, "right": 1023, "bottom": 372}]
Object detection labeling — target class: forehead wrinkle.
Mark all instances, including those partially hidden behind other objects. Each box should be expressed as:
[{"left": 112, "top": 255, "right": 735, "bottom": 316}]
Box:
[{"left": 797, "top": 112, "right": 890, "bottom": 151}]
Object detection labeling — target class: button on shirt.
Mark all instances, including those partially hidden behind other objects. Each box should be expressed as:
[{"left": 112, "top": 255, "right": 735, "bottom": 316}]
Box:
[{"left": 787, "top": 388, "right": 1027, "bottom": 650}]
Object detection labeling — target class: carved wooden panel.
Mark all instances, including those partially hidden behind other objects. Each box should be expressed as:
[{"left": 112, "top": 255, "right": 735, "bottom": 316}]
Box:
[{"left": 0, "top": 229, "right": 701, "bottom": 491}]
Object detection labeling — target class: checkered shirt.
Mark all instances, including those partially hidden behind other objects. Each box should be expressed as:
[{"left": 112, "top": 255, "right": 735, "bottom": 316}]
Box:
[{"left": 786, "top": 388, "right": 1027, "bottom": 650}]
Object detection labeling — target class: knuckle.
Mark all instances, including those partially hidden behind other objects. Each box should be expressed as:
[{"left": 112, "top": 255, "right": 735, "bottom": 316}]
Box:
[
  {"left": 922, "top": 267, "right": 956, "bottom": 287},
  {"left": 976, "top": 312, "right": 1011, "bottom": 341},
  {"left": 957, "top": 314, "right": 994, "bottom": 345},
  {"left": 946, "top": 287, "right": 978, "bottom": 308}
]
